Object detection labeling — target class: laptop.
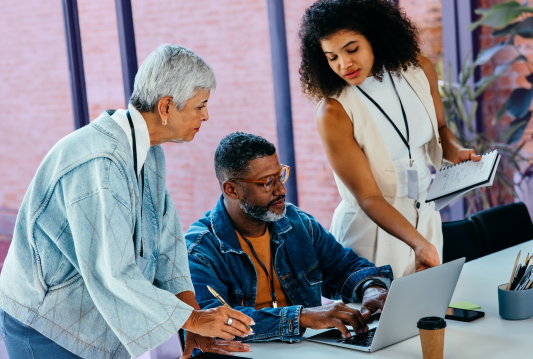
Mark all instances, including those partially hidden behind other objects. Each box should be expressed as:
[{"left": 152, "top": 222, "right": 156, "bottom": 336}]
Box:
[{"left": 307, "top": 257, "right": 465, "bottom": 352}]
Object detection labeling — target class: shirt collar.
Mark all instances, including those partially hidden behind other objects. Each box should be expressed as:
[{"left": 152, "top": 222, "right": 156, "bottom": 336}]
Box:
[{"left": 127, "top": 104, "right": 150, "bottom": 176}]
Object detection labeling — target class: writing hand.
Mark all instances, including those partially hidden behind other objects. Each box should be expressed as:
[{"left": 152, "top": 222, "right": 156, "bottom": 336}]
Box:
[{"left": 182, "top": 306, "right": 254, "bottom": 340}]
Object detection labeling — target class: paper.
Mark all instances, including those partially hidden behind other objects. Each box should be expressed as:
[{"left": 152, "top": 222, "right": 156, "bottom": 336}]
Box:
[
  {"left": 433, "top": 155, "right": 500, "bottom": 211},
  {"left": 427, "top": 150, "right": 500, "bottom": 202},
  {"left": 449, "top": 301, "right": 481, "bottom": 310}
]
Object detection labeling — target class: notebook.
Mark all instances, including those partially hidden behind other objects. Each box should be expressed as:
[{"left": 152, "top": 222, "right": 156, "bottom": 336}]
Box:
[{"left": 426, "top": 150, "right": 501, "bottom": 211}]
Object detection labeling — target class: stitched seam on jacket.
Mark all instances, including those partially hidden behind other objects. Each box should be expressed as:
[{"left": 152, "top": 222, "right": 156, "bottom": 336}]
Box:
[
  {"left": 187, "top": 231, "right": 210, "bottom": 255},
  {"left": 0, "top": 289, "right": 115, "bottom": 354},
  {"left": 340, "top": 268, "right": 372, "bottom": 295}
]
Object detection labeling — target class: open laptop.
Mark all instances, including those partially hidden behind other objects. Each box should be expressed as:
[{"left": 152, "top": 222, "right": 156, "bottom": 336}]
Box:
[{"left": 308, "top": 257, "right": 465, "bottom": 352}]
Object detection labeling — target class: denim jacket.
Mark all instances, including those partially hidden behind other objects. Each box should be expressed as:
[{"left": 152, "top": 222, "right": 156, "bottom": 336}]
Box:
[
  {"left": 0, "top": 111, "right": 194, "bottom": 359},
  {"left": 186, "top": 196, "right": 393, "bottom": 343}
]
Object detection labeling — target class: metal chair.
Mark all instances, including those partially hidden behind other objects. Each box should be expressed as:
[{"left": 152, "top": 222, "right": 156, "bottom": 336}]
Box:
[
  {"left": 470, "top": 202, "right": 533, "bottom": 254},
  {"left": 442, "top": 219, "right": 486, "bottom": 263}
]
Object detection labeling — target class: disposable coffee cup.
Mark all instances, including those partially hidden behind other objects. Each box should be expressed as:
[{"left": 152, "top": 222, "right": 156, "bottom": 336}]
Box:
[{"left": 417, "top": 316, "right": 446, "bottom": 359}]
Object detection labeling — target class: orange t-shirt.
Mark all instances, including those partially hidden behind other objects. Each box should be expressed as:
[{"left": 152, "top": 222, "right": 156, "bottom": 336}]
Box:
[{"left": 236, "top": 228, "right": 291, "bottom": 310}]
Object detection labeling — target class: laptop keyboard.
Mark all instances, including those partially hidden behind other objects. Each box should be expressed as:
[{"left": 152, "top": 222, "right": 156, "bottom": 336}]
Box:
[{"left": 336, "top": 328, "right": 376, "bottom": 347}]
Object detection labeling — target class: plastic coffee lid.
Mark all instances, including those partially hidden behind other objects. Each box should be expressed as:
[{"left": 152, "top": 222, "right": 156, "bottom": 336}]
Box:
[{"left": 417, "top": 316, "right": 446, "bottom": 330}]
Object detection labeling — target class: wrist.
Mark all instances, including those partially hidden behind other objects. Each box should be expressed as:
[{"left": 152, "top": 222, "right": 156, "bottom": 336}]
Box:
[
  {"left": 412, "top": 236, "right": 429, "bottom": 253},
  {"left": 299, "top": 308, "right": 310, "bottom": 329},
  {"left": 183, "top": 309, "right": 200, "bottom": 332}
]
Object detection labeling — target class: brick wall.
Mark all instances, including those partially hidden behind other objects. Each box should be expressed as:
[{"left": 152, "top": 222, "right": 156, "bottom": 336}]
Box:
[
  {"left": 399, "top": 0, "right": 443, "bottom": 64},
  {"left": 0, "top": 0, "right": 447, "bottom": 271},
  {"left": 477, "top": 0, "right": 533, "bottom": 151}
]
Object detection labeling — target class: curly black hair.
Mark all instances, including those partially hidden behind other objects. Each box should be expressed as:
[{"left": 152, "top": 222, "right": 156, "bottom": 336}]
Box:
[
  {"left": 215, "top": 132, "right": 276, "bottom": 184},
  {"left": 299, "top": 0, "right": 421, "bottom": 101}
]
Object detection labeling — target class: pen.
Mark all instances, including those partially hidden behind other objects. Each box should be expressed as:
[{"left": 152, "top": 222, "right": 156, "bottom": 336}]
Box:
[{"left": 207, "top": 285, "right": 255, "bottom": 333}]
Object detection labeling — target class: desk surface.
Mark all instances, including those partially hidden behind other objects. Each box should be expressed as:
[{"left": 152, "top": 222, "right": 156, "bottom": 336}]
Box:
[{"left": 238, "top": 240, "right": 533, "bottom": 359}]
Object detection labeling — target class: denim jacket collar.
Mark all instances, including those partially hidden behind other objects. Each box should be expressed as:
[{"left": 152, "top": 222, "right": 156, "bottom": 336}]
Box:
[{"left": 210, "top": 195, "right": 292, "bottom": 254}]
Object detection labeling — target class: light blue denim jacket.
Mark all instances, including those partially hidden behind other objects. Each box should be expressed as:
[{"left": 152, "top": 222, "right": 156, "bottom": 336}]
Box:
[{"left": 0, "top": 111, "right": 194, "bottom": 359}]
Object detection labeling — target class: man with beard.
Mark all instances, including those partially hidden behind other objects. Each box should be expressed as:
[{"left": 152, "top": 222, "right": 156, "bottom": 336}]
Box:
[{"left": 185, "top": 132, "right": 394, "bottom": 342}]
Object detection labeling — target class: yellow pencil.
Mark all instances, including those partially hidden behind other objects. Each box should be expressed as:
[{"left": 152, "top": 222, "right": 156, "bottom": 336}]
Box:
[{"left": 207, "top": 285, "right": 254, "bottom": 333}]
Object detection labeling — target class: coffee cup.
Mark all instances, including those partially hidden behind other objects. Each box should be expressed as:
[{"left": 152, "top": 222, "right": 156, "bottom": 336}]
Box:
[{"left": 417, "top": 316, "right": 446, "bottom": 359}]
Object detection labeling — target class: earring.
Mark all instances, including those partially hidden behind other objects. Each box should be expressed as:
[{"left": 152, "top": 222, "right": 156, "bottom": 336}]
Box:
[{"left": 162, "top": 119, "right": 167, "bottom": 126}]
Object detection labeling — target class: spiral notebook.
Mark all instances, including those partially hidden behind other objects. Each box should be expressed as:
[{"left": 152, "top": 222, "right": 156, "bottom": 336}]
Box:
[{"left": 426, "top": 150, "right": 501, "bottom": 211}]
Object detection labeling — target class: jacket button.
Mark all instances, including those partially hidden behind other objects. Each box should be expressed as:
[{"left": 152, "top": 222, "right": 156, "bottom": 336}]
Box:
[
  {"left": 416, "top": 202, "right": 420, "bottom": 209},
  {"left": 244, "top": 296, "right": 252, "bottom": 301}
]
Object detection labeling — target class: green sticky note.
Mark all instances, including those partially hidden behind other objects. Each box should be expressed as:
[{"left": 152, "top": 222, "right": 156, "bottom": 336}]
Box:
[{"left": 449, "top": 301, "right": 481, "bottom": 310}]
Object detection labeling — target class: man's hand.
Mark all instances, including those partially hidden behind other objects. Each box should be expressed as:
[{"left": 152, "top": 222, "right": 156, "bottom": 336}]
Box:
[
  {"left": 361, "top": 286, "right": 388, "bottom": 319},
  {"left": 414, "top": 240, "right": 441, "bottom": 272},
  {"left": 300, "top": 303, "right": 368, "bottom": 338},
  {"left": 182, "top": 306, "right": 254, "bottom": 340},
  {"left": 180, "top": 331, "right": 250, "bottom": 359}
]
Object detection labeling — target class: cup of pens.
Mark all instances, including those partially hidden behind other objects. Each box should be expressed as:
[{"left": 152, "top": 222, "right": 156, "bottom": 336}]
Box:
[{"left": 498, "top": 251, "right": 533, "bottom": 320}]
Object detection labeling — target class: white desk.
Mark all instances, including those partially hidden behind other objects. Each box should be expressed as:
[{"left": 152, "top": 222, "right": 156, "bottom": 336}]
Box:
[{"left": 238, "top": 240, "right": 533, "bottom": 359}]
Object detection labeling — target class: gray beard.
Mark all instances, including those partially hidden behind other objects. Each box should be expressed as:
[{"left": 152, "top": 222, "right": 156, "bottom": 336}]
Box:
[{"left": 240, "top": 195, "right": 286, "bottom": 222}]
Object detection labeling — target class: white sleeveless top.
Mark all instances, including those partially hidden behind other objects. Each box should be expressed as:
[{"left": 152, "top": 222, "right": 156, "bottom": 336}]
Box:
[{"left": 352, "top": 73, "right": 434, "bottom": 197}]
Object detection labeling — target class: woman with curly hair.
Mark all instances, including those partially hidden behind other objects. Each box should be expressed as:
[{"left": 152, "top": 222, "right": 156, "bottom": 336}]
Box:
[{"left": 299, "top": 0, "right": 480, "bottom": 277}]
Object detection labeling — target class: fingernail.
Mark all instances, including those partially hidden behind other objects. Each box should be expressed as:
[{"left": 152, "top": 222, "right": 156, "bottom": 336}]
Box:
[
  {"left": 251, "top": 320, "right": 256, "bottom": 325},
  {"left": 346, "top": 333, "right": 351, "bottom": 338},
  {"left": 249, "top": 330, "right": 255, "bottom": 335}
]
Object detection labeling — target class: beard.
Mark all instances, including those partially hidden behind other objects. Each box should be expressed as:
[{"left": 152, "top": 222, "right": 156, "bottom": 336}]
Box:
[{"left": 240, "top": 194, "right": 286, "bottom": 222}]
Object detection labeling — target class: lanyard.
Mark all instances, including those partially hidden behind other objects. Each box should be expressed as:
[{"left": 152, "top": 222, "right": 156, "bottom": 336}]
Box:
[
  {"left": 127, "top": 110, "right": 144, "bottom": 254},
  {"left": 357, "top": 72, "right": 413, "bottom": 167},
  {"left": 241, "top": 229, "right": 277, "bottom": 308}
]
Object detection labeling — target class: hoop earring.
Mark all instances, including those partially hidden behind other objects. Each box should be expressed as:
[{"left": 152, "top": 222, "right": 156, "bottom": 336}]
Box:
[{"left": 162, "top": 119, "right": 167, "bottom": 126}]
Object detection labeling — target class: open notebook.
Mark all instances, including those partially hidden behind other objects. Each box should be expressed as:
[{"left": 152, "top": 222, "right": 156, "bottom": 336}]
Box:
[{"left": 426, "top": 150, "right": 501, "bottom": 211}]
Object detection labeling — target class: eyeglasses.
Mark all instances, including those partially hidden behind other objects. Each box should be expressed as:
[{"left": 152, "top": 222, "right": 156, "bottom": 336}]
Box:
[{"left": 229, "top": 165, "right": 290, "bottom": 192}]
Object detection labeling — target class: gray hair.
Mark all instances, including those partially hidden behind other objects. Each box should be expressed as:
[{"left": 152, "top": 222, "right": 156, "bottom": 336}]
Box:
[{"left": 130, "top": 44, "right": 216, "bottom": 112}]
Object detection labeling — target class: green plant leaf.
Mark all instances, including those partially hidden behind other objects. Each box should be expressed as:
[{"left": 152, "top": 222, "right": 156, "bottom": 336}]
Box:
[
  {"left": 501, "top": 111, "right": 532, "bottom": 143},
  {"left": 475, "top": 1, "right": 522, "bottom": 15},
  {"left": 474, "top": 43, "right": 506, "bottom": 66},
  {"left": 470, "top": 10, "right": 523, "bottom": 31},
  {"left": 474, "top": 55, "right": 527, "bottom": 98},
  {"left": 493, "top": 99, "right": 509, "bottom": 124},
  {"left": 493, "top": 17, "right": 533, "bottom": 38},
  {"left": 508, "top": 87, "right": 533, "bottom": 118}
]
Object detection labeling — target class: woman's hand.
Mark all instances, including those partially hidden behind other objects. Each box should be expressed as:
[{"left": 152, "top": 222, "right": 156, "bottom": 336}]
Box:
[
  {"left": 182, "top": 307, "right": 255, "bottom": 340},
  {"left": 450, "top": 148, "right": 481, "bottom": 164},
  {"left": 180, "top": 332, "right": 251, "bottom": 359},
  {"left": 414, "top": 240, "right": 441, "bottom": 272}
]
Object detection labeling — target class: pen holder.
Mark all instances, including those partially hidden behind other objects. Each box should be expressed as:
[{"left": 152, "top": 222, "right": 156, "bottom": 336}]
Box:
[{"left": 498, "top": 284, "right": 533, "bottom": 320}]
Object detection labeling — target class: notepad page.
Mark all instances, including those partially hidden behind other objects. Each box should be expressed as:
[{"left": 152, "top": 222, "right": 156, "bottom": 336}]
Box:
[
  {"left": 433, "top": 154, "right": 500, "bottom": 210},
  {"left": 427, "top": 151, "right": 499, "bottom": 201}
]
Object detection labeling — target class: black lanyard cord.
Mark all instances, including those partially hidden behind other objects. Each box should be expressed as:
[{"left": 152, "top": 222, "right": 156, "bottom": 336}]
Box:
[
  {"left": 127, "top": 110, "right": 144, "bottom": 255},
  {"left": 241, "top": 230, "right": 277, "bottom": 308},
  {"left": 357, "top": 72, "right": 413, "bottom": 166}
]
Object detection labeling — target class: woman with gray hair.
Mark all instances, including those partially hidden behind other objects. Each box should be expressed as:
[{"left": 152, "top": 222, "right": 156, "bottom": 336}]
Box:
[{"left": 0, "top": 45, "right": 253, "bottom": 359}]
